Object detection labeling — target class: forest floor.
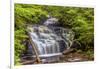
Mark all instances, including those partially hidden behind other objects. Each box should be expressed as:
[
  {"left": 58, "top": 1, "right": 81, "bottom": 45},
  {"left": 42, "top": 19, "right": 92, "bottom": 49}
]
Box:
[{"left": 59, "top": 52, "right": 93, "bottom": 63}]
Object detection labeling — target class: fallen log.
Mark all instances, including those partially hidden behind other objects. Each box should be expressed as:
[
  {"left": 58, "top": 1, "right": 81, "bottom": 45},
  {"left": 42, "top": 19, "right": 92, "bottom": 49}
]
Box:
[
  {"left": 28, "top": 32, "right": 41, "bottom": 63},
  {"left": 62, "top": 49, "right": 74, "bottom": 55}
]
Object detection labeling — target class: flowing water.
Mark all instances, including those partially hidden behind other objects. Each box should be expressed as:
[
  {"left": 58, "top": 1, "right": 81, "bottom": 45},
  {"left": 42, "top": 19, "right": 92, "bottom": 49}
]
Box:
[{"left": 26, "top": 17, "right": 74, "bottom": 63}]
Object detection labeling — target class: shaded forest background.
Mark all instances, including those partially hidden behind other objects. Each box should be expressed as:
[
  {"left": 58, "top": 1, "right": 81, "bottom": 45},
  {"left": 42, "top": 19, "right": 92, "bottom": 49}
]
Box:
[{"left": 15, "top": 4, "right": 94, "bottom": 65}]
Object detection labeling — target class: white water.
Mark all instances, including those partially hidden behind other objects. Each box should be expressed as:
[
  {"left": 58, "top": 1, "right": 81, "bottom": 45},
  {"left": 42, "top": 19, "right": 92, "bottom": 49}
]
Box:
[{"left": 27, "top": 17, "right": 74, "bottom": 62}]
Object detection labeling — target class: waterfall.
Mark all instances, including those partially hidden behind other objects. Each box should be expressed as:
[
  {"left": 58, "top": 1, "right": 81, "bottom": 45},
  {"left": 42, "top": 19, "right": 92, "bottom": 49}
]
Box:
[{"left": 27, "top": 17, "right": 74, "bottom": 63}]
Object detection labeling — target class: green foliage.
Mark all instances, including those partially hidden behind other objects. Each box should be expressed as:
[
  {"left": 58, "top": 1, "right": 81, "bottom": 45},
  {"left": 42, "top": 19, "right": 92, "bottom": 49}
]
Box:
[
  {"left": 14, "top": 29, "right": 28, "bottom": 65},
  {"left": 15, "top": 4, "right": 48, "bottom": 29},
  {"left": 53, "top": 7, "right": 94, "bottom": 51}
]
